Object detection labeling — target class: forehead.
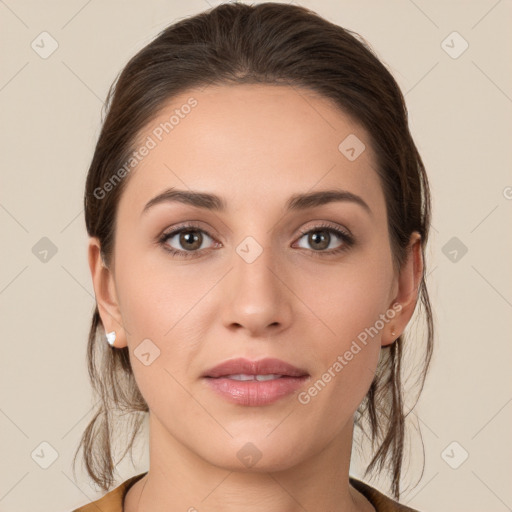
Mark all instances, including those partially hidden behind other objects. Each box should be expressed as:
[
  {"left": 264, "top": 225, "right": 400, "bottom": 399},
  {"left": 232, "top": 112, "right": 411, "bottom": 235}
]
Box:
[{"left": 118, "top": 83, "right": 384, "bottom": 218}]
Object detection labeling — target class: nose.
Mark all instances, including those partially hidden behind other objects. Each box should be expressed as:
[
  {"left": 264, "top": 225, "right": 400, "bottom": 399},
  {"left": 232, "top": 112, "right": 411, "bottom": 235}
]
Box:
[{"left": 220, "top": 242, "right": 292, "bottom": 338}]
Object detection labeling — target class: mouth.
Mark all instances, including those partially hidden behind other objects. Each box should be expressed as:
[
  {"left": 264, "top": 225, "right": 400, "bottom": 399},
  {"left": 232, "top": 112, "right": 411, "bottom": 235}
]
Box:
[
  {"left": 202, "top": 358, "right": 310, "bottom": 406},
  {"left": 214, "top": 373, "right": 291, "bottom": 381},
  {"left": 202, "top": 357, "right": 309, "bottom": 379}
]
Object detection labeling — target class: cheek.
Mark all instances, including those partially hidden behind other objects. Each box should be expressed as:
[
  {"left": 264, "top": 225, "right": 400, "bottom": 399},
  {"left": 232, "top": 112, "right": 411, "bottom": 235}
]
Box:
[
  {"left": 301, "top": 248, "right": 393, "bottom": 344},
  {"left": 114, "top": 261, "right": 205, "bottom": 418},
  {"left": 114, "top": 253, "right": 218, "bottom": 395},
  {"left": 115, "top": 240, "right": 210, "bottom": 337},
  {"left": 295, "top": 295, "right": 384, "bottom": 435},
  {"left": 294, "top": 248, "right": 392, "bottom": 411}
]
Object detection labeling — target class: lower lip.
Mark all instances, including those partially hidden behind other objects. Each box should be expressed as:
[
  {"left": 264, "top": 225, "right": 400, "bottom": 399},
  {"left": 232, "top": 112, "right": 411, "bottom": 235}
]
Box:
[{"left": 204, "top": 376, "right": 310, "bottom": 406}]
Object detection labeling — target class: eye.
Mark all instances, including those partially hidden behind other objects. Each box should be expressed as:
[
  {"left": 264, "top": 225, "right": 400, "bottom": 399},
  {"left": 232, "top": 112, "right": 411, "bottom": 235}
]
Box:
[
  {"left": 158, "top": 223, "right": 218, "bottom": 258},
  {"left": 294, "top": 223, "right": 354, "bottom": 256}
]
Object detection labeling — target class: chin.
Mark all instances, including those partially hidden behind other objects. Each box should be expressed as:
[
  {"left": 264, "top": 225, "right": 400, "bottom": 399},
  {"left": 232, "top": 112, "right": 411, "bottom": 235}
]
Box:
[{"left": 198, "top": 434, "right": 311, "bottom": 474}]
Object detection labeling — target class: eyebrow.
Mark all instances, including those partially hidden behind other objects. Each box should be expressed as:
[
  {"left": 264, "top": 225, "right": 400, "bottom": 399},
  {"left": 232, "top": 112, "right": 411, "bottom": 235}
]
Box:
[{"left": 141, "top": 187, "right": 372, "bottom": 216}]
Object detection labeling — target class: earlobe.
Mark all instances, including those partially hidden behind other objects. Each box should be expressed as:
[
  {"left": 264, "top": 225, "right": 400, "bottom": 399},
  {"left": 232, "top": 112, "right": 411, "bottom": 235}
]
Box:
[
  {"left": 106, "top": 330, "right": 117, "bottom": 346},
  {"left": 381, "top": 232, "right": 423, "bottom": 347},
  {"left": 88, "top": 237, "right": 127, "bottom": 348},
  {"left": 381, "top": 316, "right": 400, "bottom": 347}
]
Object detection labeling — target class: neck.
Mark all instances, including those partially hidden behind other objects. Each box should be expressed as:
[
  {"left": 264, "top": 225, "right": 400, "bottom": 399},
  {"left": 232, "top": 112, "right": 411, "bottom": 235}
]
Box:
[{"left": 125, "top": 412, "right": 374, "bottom": 512}]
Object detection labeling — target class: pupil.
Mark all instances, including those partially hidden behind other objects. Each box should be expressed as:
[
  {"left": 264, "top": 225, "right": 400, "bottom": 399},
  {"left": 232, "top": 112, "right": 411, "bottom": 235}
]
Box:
[
  {"left": 181, "top": 231, "right": 201, "bottom": 249},
  {"left": 310, "top": 230, "right": 329, "bottom": 250}
]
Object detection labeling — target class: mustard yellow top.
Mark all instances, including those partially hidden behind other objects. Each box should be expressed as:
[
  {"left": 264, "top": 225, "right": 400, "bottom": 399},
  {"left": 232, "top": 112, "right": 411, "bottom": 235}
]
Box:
[{"left": 72, "top": 472, "right": 420, "bottom": 512}]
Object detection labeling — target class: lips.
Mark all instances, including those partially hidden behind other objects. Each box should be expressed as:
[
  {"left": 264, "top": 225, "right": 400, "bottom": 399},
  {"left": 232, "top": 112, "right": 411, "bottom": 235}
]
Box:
[
  {"left": 202, "top": 358, "right": 310, "bottom": 406},
  {"left": 202, "top": 357, "right": 309, "bottom": 379}
]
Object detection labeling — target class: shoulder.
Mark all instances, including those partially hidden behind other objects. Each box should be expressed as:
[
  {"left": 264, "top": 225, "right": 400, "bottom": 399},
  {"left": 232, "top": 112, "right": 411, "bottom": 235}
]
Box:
[
  {"left": 349, "top": 477, "right": 421, "bottom": 512},
  {"left": 71, "top": 472, "right": 148, "bottom": 512},
  {"left": 71, "top": 472, "right": 417, "bottom": 512}
]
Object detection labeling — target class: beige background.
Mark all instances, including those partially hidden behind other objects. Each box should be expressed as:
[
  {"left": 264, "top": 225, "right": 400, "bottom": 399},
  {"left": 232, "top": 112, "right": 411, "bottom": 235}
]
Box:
[{"left": 1, "top": 1, "right": 511, "bottom": 511}]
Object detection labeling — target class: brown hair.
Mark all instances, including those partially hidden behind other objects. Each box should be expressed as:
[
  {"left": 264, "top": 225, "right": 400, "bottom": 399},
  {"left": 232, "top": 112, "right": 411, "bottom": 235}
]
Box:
[{"left": 74, "top": 1, "right": 434, "bottom": 500}]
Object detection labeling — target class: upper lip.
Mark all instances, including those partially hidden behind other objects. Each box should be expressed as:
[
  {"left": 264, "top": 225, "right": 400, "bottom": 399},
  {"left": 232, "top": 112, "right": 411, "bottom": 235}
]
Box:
[{"left": 202, "top": 357, "right": 309, "bottom": 378}]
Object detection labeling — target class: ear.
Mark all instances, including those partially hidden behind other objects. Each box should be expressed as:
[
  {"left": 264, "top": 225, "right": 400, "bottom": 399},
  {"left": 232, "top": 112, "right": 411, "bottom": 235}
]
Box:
[
  {"left": 88, "top": 237, "right": 127, "bottom": 348},
  {"left": 381, "top": 231, "right": 423, "bottom": 347}
]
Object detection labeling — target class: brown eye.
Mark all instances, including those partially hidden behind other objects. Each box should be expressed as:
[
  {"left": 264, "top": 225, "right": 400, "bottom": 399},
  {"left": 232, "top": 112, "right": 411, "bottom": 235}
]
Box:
[
  {"left": 305, "top": 229, "right": 331, "bottom": 251},
  {"left": 177, "top": 230, "right": 203, "bottom": 251},
  {"left": 160, "top": 226, "right": 216, "bottom": 256},
  {"left": 295, "top": 225, "right": 352, "bottom": 253}
]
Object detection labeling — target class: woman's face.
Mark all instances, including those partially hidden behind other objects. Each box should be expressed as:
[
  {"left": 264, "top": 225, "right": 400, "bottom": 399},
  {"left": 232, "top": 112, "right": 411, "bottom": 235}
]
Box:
[{"left": 91, "top": 84, "right": 418, "bottom": 472}]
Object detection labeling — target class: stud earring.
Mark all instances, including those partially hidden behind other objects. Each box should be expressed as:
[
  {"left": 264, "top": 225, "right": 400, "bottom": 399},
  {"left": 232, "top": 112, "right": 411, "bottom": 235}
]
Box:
[
  {"left": 106, "top": 331, "right": 116, "bottom": 346},
  {"left": 390, "top": 329, "right": 397, "bottom": 339}
]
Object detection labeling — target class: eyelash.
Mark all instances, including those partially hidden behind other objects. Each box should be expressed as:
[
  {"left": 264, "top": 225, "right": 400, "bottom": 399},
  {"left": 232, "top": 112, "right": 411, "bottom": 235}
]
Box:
[{"left": 157, "top": 222, "right": 355, "bottom": 259}]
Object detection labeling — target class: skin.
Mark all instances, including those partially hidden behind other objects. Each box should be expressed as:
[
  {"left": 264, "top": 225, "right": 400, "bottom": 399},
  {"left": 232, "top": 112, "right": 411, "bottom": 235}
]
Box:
[{"left": 88, "top": 84, "right": 422, "bottom": 512}]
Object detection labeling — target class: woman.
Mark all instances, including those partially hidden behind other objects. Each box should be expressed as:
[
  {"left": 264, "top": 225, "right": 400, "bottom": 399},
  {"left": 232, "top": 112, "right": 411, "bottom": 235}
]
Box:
[{"left": 72, "top": 2, "right": 434, "bottom": 511}]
